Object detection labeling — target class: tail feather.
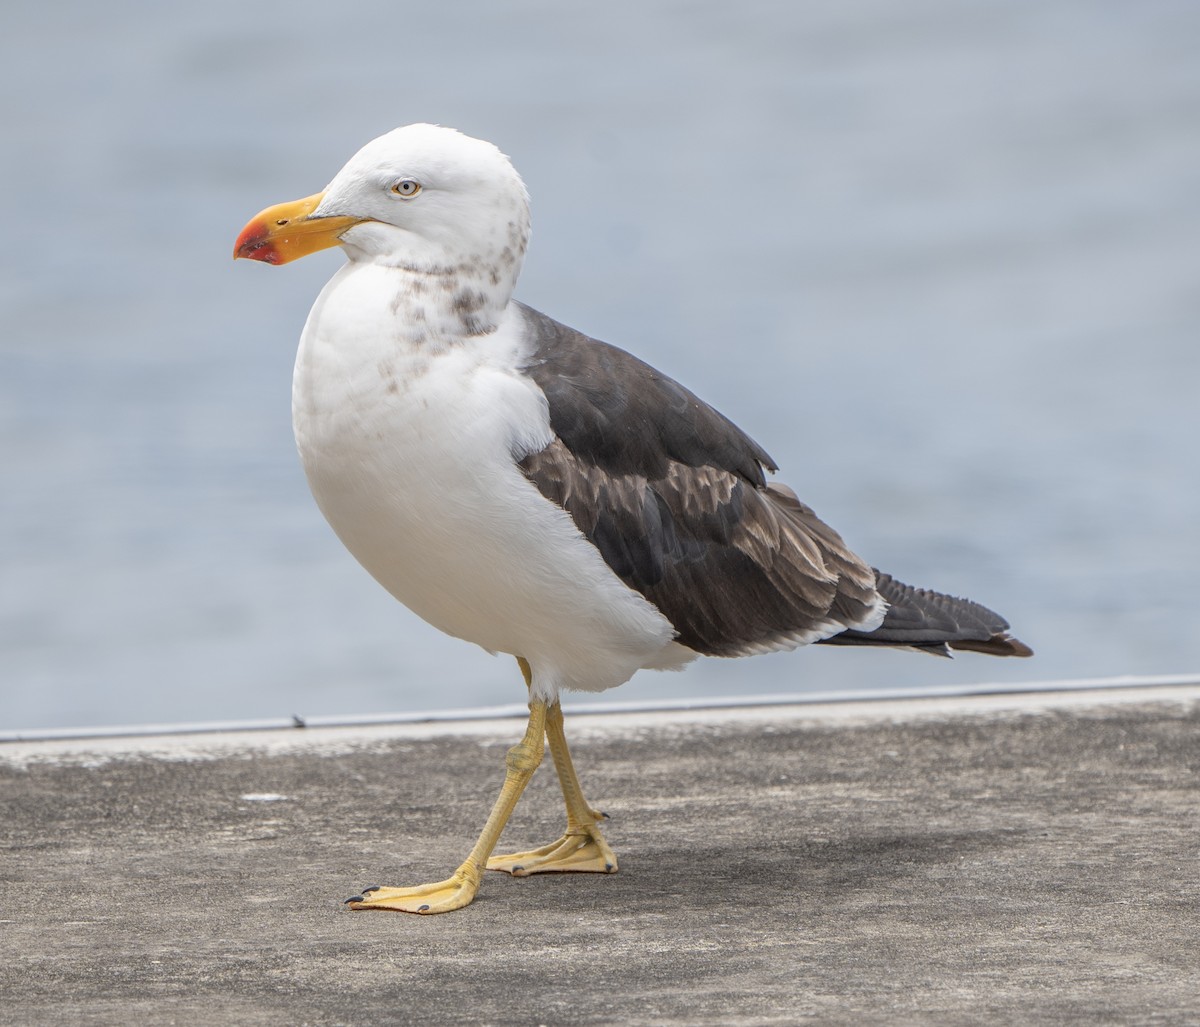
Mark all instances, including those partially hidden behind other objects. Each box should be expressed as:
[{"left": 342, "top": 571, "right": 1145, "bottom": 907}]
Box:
[{"left": 818, "top": 570, "right": 1033, "bottom": 658}]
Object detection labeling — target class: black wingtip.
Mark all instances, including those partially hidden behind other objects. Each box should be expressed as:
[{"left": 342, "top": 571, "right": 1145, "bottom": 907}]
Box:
[
  {"left": 820, "top": 571, "right": 1034, "bottom": 659},
  {"left": 951, "top": 633, "right": 1034, "bottom": 658}
]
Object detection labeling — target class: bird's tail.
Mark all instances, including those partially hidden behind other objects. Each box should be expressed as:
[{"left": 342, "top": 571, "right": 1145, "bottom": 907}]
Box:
[{"left": 818, "top": 570, "right": 1033, "bottom": 658}]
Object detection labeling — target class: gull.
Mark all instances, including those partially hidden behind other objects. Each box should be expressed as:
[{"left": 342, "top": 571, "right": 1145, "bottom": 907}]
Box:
[{"left": 234, "top": 124, "right": 1030, "bottom": 914}]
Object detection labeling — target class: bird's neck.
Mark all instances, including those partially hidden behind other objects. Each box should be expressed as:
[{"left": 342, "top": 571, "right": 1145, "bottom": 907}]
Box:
[{"left": 364, "top": 260, "right": 516, "bottom": 345}]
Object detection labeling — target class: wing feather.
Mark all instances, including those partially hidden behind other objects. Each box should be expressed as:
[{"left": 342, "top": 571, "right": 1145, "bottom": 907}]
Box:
[{"left": 515, "top": 305, "right": 884, "bottom": 657}]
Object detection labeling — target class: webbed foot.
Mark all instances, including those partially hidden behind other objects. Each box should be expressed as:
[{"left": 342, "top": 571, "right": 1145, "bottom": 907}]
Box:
[{"left": 345, "top": 864, "right": 482, "bottom": 914}]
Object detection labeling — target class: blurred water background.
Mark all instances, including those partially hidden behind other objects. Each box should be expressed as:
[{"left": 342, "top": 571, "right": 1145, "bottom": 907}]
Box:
[{"left": 2, "top": 1, "right": 1198, "bottom": 731}]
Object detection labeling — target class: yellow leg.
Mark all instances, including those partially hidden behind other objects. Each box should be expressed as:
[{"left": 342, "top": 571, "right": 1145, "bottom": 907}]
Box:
[
  {"left": 487, "top": 659, "right": 618, "bottom": 877},
  {"left": 346, "top": 700, "right": 548, "bottom": 914}
]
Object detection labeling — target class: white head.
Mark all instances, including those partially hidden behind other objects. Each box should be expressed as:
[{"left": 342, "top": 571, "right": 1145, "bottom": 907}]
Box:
[
  {"left": 315, "top": 124, "right": 530, "bottom": 277},
  {"left": 235, "top": 124, "right": 532, "bottom": 333}
]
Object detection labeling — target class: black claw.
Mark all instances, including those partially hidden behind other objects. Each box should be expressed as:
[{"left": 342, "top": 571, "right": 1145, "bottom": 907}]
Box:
[
  {"left": 599, "top": 810, "right": 611, "bottom": 820},
  {"left": 605, "top": 863, "right": 614, "bottom": 872},
  {"left": 345, "top": 895, "right": 365, "bottom": 904},
  {"left": 362, "top": 885, "right": 381, "bottom": 893},
  {"left": 512, "top": 865, "right": 524, "bottom": 873},
  {"left": 418, "top": 904, "right": 430, "bottom": 912}
]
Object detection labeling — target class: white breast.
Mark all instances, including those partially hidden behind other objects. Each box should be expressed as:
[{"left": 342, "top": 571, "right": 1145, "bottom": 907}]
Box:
[{"left": 291, "top": 264, "right": 690, "bottom": 701}]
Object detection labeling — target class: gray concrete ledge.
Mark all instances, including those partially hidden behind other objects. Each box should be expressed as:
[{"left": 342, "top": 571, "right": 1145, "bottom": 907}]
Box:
[
  {"left": 7, "top": 672, "right": 1199, "bottom": 744},
  {"left": 2, "top": 686, "right": 1198, "bottom": 1025}
]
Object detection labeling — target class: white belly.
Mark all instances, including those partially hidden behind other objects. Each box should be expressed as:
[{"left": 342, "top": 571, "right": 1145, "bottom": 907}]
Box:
[{"left": 291, "top": 266, "right": 689, "bottom": 700}]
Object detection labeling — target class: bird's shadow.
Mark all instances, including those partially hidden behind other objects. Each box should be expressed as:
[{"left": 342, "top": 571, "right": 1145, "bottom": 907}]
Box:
[{"left": 500, "top": 825, "right": 1018, "bottom": 918}]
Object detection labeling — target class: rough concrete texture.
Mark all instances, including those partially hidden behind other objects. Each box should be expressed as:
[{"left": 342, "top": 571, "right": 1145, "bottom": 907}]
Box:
[{"left": 1, "top": 688, "right": 1198, "bottom": 1026}]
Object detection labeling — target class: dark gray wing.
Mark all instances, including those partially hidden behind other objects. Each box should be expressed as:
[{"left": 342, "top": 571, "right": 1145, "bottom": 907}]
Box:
[
  {"left": 818, "top": 571, "right": 1034, "bottom": 658},
  {"left": 514, "top": 303, "right": 883, "bottom": 656}
]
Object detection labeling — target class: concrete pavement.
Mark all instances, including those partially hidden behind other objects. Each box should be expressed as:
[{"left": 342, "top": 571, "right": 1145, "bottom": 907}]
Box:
[{"left": 2, "top": 686, "right": 1198, "bottom": 1025}]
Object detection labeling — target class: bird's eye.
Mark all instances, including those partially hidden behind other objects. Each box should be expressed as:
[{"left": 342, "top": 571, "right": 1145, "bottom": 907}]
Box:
[{"left": 390, "top": 179, "right": 421, "bottom": 198}]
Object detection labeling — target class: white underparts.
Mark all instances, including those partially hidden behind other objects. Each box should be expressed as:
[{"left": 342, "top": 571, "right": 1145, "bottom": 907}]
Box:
[{"left": 293, "top": 266, "right": 690, "bottom": 704}]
